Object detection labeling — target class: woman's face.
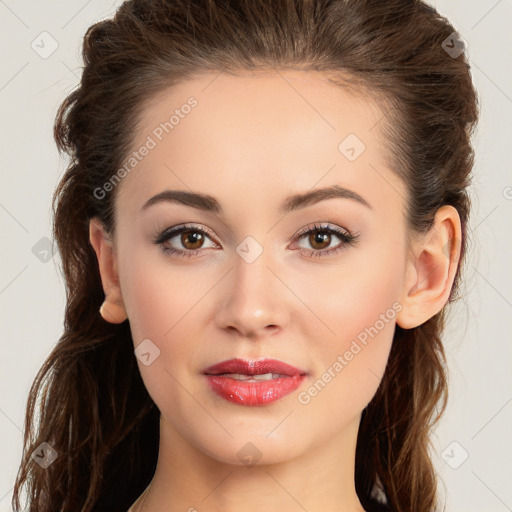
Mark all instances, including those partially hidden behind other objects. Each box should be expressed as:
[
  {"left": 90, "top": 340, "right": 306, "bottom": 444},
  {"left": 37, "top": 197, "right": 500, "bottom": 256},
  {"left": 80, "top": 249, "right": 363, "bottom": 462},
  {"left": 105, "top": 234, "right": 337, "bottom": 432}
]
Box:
[{"left": 112, "top": 70, "right": 410, "bottom": 464}]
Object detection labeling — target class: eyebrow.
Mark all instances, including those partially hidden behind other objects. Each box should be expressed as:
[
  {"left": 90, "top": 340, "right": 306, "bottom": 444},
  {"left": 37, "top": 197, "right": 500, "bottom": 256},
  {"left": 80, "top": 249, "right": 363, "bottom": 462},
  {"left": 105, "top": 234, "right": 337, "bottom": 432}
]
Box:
[{"left": 141, "top": 184, "right": 372, "bottom": 214}]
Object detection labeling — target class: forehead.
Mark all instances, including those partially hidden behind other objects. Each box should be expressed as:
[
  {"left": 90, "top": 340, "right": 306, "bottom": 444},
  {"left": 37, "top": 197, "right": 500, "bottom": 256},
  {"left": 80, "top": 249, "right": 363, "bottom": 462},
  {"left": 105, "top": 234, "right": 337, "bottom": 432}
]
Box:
[
  {"left": 134, "top": 69, "right": 386, "bottom": 150},
  {"left": 115, "top": 70, "right": 403, "bottom": 219}
]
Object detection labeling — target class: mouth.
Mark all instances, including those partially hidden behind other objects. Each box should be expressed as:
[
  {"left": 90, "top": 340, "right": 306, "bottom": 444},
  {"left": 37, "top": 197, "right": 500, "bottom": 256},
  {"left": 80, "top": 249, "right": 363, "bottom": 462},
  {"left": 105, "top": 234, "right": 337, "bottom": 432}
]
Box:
[{"left": 203, "top": 358, "right": 308, "bottom": 406}]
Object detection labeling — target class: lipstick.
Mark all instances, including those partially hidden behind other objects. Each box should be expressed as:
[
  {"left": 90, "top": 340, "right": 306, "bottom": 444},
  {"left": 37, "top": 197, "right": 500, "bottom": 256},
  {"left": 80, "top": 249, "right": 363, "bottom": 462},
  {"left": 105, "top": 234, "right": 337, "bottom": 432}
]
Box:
[{"left": 203, "top": 358, "right": 308, "bottom": 406}]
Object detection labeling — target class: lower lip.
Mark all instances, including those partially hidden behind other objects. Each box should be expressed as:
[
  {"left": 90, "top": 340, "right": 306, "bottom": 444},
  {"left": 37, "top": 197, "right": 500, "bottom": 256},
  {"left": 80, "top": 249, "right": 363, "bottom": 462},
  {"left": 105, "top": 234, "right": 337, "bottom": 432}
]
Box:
[{"left": 204, "top": 374, "right": 307, "bottom": 406}]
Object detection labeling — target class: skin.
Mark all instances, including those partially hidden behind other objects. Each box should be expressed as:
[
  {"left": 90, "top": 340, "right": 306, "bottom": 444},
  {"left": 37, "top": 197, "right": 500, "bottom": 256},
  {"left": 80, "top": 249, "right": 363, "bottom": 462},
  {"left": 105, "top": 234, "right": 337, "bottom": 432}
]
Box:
[{"left": 89, "top": 69, "right": 462, "bottom": 512}]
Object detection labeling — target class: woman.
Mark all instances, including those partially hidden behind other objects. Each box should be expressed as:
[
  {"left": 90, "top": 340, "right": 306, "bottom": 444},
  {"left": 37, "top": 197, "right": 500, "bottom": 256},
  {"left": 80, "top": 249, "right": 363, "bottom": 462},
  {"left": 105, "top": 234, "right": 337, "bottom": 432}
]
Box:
[{"left": 12, "top": 0, "right": 479, "bottom": 511}]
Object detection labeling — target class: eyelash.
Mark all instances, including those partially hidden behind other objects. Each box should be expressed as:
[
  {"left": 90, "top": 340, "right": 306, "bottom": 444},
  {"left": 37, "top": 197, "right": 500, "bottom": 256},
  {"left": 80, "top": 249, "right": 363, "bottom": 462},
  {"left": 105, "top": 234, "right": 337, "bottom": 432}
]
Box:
[{"left": 152, "top": 222, "right": 359, "bottom": 259}]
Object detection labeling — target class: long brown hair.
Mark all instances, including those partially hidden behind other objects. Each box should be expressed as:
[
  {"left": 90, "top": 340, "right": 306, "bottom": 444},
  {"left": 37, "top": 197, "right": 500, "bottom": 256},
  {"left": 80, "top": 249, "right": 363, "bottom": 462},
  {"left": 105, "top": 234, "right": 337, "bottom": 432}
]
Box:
[{"left": 12, "top": 1, "right": 479, "bottom": 511}]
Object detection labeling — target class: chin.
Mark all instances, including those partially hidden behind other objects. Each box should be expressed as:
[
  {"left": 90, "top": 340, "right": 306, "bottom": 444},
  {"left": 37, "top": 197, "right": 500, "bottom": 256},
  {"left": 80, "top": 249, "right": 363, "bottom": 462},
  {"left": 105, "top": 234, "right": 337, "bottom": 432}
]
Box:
[{"left": 186, "top": 423, "right": 308, "bottom": 467}]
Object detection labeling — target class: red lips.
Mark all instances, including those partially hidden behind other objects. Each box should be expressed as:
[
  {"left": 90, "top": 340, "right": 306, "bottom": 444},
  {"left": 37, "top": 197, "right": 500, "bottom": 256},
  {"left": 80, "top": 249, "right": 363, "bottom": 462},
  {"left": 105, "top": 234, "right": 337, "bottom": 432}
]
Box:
[{"left": 203, "top": 358, "right": 308, "bottom": 407}]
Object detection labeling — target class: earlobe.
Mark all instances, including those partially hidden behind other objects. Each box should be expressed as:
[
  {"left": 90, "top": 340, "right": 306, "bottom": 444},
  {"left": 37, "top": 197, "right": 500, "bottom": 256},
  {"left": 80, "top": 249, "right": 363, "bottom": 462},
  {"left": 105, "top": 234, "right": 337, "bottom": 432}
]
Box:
[
  {"left": 99, "top": 300, "right": 128, "bottom": 324},
  {"left": 89, "top": 217, "right": 128, "bottom": 324},
  {"left": 396, "top": 205, "right": 462, "bottom": 329}
]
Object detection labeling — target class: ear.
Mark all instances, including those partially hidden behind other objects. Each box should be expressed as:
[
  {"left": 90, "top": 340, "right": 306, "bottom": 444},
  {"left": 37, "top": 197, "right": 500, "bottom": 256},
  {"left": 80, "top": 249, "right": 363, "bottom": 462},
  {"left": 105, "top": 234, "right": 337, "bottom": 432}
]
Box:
[
  {"left": 89, "top": 217, "right": 127, "bottom": 324},
  {"left": 396, "top": 205, "right": 462, "bottom": 329}
]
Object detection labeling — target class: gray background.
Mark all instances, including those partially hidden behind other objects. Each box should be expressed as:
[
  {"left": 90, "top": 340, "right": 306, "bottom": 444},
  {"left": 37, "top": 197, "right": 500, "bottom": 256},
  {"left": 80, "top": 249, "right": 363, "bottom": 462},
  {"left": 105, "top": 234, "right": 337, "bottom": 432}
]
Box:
[{"left": 1, "top": 1, "right": 511, "bottom": 511}]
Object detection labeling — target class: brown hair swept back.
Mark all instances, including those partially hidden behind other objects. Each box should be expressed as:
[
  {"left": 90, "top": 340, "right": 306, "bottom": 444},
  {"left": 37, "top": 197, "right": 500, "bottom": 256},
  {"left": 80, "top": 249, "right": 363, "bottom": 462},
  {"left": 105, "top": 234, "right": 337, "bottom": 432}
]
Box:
[{"left": 13, "top": 1, "right": 478, "bottom": 511}]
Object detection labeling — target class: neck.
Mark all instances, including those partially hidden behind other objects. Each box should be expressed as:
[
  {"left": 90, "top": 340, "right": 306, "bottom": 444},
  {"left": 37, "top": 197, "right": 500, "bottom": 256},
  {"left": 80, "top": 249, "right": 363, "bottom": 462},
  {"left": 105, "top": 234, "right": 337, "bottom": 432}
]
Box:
[{"left": 139, "top": 413, "right": 366, "bottom": 512}]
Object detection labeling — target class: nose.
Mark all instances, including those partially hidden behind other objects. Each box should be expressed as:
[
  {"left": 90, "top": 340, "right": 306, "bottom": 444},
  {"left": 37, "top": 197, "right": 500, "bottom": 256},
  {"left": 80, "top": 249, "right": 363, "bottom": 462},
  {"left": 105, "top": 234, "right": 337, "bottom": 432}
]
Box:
[{"left": 214, "top": 245, "right": 290, "bottom": 340}]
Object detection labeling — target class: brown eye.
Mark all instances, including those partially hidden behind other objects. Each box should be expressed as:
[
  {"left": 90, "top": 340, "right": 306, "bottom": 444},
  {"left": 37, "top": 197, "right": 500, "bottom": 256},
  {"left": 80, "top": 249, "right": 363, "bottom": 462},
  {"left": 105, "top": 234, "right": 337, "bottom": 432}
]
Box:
[
  {"left": 307, "top": 231, "right": 331, "bottom": 250},
  {"left": 154, "top": 224, "right": 218, "bottom": 257},
  {"left": 180, "top": 230, "right": 205, "bottom": 250},
  {"left": 293, "top": 223, "right": 358, "bottom": 258}
]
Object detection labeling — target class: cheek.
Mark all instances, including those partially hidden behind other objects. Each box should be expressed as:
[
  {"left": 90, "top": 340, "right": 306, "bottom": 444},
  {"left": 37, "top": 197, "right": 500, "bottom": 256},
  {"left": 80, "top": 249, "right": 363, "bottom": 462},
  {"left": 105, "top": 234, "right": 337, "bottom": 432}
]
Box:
[
  {"left": 117, "top": 248, "right": 216, "bottom": 395},
  {"left": 294, "top": 283, "right": 400, "bottom": 430},
  {"left": 119, "top": 244, "right": 211, "bottom": 341},
  {"left": 296, "top": 242, "right": 405, "bottom": 410}
]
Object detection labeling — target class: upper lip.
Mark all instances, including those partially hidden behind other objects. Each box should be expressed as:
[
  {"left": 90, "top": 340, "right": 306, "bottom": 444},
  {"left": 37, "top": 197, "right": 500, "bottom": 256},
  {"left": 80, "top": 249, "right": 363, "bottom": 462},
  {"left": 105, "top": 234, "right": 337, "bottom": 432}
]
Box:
[{"left": 203, "top": 358, "right": 307, "bottom": 376}]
